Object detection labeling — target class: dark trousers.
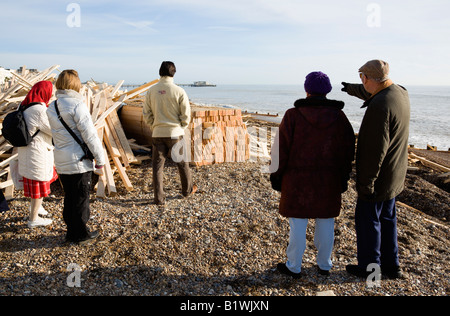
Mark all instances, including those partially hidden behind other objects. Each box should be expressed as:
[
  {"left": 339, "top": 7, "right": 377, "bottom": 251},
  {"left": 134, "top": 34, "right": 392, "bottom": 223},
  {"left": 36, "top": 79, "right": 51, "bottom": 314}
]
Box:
[
  {"left": 355, "top": 197, "right": 399, "bottom": 269},
  {"left": 152, "top": 137, "right": 193, "bottom": 204},
  {"left": 59, "top": 172, "right": 92, "bottom": 241},
  {"left": 0, "top": 190, "right": 9, "bottom": 212}
]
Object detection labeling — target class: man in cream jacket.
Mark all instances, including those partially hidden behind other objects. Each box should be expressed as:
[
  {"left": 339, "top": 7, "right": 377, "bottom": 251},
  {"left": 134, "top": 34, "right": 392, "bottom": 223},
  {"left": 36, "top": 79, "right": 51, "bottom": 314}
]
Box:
[{"left": 143, "top": 61, "right": 196, "bottom": 205}]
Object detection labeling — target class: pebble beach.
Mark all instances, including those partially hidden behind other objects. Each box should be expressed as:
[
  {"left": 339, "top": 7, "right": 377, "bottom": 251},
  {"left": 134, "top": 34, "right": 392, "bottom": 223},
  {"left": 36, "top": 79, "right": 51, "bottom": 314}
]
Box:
[{"left": 0, "top": 117, "right": 449, "bottom": 298}]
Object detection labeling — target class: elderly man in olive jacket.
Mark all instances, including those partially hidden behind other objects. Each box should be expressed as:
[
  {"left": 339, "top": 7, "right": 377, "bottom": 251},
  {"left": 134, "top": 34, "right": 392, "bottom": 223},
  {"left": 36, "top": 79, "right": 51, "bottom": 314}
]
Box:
[{"left": 342, "top": 60, "right": 410, "bottom": 280}]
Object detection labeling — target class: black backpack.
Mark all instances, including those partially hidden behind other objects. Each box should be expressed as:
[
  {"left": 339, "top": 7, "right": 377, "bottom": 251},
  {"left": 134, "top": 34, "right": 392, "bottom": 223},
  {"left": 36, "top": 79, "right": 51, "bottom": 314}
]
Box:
[{"left": 1, "top": 103, "right": 40, "bottom": 147}]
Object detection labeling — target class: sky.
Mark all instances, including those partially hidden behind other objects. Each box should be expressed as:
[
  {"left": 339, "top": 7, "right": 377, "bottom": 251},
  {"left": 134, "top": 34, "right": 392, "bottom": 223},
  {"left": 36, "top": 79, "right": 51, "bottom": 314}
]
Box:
[{"left": 1, "top": 0, "right": 450, "bottom": 86}]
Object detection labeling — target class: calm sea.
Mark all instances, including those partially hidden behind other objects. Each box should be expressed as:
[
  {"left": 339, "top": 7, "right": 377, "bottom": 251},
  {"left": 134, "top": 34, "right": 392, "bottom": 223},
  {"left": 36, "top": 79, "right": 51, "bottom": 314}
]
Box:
[{"left": 181, "top": 84, "right": 450, "bottom": 151}]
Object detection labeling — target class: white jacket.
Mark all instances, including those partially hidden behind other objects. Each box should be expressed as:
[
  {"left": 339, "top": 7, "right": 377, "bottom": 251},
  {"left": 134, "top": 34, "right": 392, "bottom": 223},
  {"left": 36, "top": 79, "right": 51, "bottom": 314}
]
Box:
[
  {"left": 143, "top": 76, "right": 191, "bottom": 138},
  {"left": 47, "top": 90, "right": 105, "bottom": 175},
  {"left": 18, "top": 102, "right": 54, "bottom": 181}
]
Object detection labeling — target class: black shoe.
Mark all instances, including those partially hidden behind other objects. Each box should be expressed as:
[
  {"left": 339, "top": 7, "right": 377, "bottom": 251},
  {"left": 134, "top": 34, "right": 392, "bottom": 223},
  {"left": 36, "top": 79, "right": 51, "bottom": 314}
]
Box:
[
  {"left": 382, "top": 266, "right": 404, "bottom": 279},
  {"left": 277, "top": 263, "right": 302, "bottom": 279},
  {"left": 77, "top": 231, "right": 99, "bottom": 245},
  {"left": 318, "top": 266, "right": 330, "bottom": 276},
  {"left": 346, "top": 264, "right": 371, "bottom": 278}
]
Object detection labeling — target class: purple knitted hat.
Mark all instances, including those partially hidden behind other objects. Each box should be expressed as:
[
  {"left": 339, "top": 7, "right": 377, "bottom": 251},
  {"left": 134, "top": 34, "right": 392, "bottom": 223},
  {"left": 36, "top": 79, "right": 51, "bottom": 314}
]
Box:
[{"left": 304, "top": 71, "right": 332, "bottom": 95}]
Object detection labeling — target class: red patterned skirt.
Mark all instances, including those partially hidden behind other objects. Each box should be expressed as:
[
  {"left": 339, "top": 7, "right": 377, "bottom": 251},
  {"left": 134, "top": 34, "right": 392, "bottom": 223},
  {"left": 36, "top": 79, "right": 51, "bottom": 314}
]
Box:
[{"left": 23, "top": 169, "right": 59, "bottom": 199}]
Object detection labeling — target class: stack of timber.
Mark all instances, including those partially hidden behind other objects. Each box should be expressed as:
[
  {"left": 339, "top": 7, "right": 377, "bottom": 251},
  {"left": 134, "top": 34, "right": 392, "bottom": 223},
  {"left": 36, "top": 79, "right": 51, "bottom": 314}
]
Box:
[
  {"left": 120, "top": 105, "right": 250, "bottom": 167},
  {"left": 0, "top": 64, "right": 160, "bottom": 199},
  {"left": 189, "top": 108, "right": 249, "bottom": 166}
]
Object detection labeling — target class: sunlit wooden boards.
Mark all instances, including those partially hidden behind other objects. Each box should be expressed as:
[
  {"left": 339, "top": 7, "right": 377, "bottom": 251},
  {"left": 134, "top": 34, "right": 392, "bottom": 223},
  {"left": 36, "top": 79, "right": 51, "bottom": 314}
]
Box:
[
  {"left": 120, "top": 105, "right": 251, "bottom": 167},
  {"left": 189, "top": 109, "right": 249, "bottom": 167}
]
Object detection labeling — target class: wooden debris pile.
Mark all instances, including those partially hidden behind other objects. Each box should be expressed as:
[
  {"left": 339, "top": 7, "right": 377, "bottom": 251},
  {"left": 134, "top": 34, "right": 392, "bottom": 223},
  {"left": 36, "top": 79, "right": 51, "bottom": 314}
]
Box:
[
  {"left": 408, "top": 147, "right": 450, "bottom": 185},
  {"left": 0, "top": 65, "right": 159, "bottom": 199},
  {"left": 82, "top": 78, "right": 160, "bottom": 198},
  {"left": 0, "top": 65, "right": 61, "bottom": 200}
]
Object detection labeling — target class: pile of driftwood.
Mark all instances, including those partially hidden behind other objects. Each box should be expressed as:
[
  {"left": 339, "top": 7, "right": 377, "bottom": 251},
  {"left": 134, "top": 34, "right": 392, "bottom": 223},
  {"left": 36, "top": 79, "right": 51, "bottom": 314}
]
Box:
[
  {"left": 408, "top": 148, "right": 450, "bottom": 186},
  {"left": 0, "top": 65, "right": 159, "bottom": 199}
]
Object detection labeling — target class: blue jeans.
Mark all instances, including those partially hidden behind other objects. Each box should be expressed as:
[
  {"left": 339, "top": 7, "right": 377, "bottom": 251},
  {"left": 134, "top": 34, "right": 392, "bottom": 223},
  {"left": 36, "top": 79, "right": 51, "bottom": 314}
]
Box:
[
  {"left": 286, "top": 218, "right": 335, "bottom": 273},
  {"left": 355, "top": 197, "right": 399, "bottom": 269}
]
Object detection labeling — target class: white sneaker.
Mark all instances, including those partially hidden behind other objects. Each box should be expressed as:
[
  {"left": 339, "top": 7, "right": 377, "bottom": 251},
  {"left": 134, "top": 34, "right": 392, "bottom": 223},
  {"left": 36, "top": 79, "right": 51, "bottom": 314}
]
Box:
[
  {"left": 29, "top": 206, "right": 48, "bottom": 216},
  {"left": 38, "top": 206, "right": 48, "bottom": 216},
  {"left": 28, "top": 217, "right": 52, "bottom": 228}
]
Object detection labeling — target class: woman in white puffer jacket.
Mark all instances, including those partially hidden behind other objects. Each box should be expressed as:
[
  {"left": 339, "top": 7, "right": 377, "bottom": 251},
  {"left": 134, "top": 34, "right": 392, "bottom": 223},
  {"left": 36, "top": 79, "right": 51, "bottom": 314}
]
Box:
[
  {"left": 18, "top": 81, "right": 58, "bottom": 228},
  {"left": 47, "top": 69, "right": 105, "bottom": 245}
]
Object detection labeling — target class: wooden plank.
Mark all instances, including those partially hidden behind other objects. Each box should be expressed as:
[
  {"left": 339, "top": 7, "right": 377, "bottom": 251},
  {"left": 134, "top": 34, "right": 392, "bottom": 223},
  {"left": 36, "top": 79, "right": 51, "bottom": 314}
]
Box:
[
  {"left": 95, "top": 172, "right": 107, "bottom": 198},
  {"left": 397, "top": 201, "right": 447, "bottom": 229},
  {"left": 94, "top": 126, "right": 106, "bottom": 199},
  {"left": 96, "top": 125, "right": 104, "bottom": 149},
  {"left": 91, "top": 90, "right": 103, "bottom": 122},
  {"left": 112, "top": 156, "right": 133, "bottom": 191},
  {"left": 0, "top": 179, "right": 13, "bottom": 190},
  {"left": 32, "top": 64, "right": 60, "bottom": 82},
  {"left": 11, "top": 71, "right": 33, "bottom": 89},
  {"left": 20, "top": 66, "right": 28, "bottom": 77},
  {"left": 102, "top": 146, "right": 117, "bottom": 196},
  {"left": 112, "top": 79, "right": 159, "bottom": 102},
  {"left": 103, "top": 123, "right": 121, "bottom": 158},
  {"left": 106, "top": 108, "right": 137, "bottom": 165},
  {"left": 94, "top": 94, "right": 127, "bottom": 128},
  {"left": 409, "top": 153, "right": 450, "bottom": 173},
  {"left": 0, "top": 153, "right": 18, "bottom": 169},
  {"left": 111, "top": 80, "right": 125, "bottom": 97},
  {"left": 106, "top": 116, "right": 130, "bottom": 168},
  {"left": 4, "top": 96, "right": 26, "bottom": 103},
  {"left": 0, "top": 142, "right": 13, "bottom": 156},
  {"left": 92, "top": 90, "right": 108, "bottom": 123},
  {"left": 436, "top": 172, "right": 450, "bottom": 184},
  {"left": 134, "top": 155, "right": 151, "bottom": 163},
  {"left": 85, "top": 86, "right": 93, "bottom": 112},
  {"left": 4, "top": 167, "right": 14, "bottom": 200},
  {"left": 129, "top": 141, "right": 151, "bottom": 152},
  {"left": 0, "top": 83, "right": 24, "bottom": 104}
]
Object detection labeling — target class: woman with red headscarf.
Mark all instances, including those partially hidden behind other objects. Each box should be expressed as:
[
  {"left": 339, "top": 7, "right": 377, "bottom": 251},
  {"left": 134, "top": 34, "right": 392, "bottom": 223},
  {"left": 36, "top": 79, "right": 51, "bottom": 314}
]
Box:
[{"left": 17, "top": 81, "right": 58, "bottom": 228}]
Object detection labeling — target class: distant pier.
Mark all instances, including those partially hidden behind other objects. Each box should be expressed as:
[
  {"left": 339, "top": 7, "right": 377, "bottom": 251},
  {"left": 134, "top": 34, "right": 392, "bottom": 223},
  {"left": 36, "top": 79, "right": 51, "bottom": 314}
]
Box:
[{"left": 178, "top": 81, "right": 216, "bottom": 87}]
